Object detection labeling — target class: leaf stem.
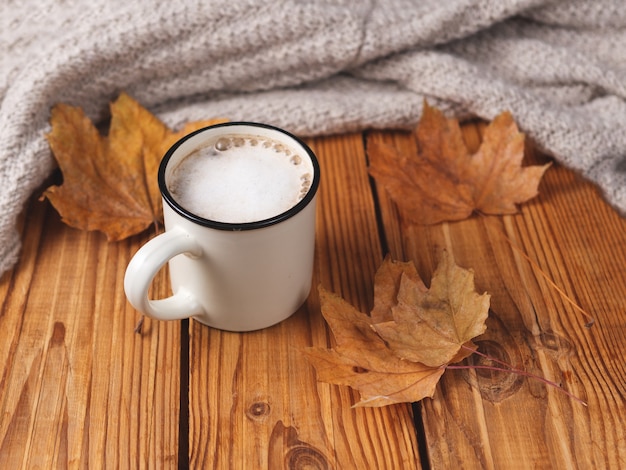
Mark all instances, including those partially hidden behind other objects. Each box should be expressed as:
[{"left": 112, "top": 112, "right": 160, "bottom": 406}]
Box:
[{"left": 448, "top": 345, "right": 587, "bottom": 406}]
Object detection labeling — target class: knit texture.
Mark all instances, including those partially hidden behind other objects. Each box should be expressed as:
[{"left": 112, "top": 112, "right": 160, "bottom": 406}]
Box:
[{"left": 2, "top": 0, "right": 626, "bottom": 275}]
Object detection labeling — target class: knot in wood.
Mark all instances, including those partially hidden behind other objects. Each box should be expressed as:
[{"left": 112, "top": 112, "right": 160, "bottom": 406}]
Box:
[
  {"left": 246, "top": 401, "right": 270, "bottom": 421},
  {"left": 539, "top": 331, "right": 573, "bottom": 357},
  {"left": 285, "top": 446, "right": 329, "bottom": 470},
  {"left": 464, "top": 339, "right": 524, "bottom": 403}
]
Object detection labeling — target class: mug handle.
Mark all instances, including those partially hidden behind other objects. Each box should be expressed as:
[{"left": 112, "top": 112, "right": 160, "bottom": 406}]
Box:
[{"left": 124, "top": 226, "right": 204, "bottom": 321}]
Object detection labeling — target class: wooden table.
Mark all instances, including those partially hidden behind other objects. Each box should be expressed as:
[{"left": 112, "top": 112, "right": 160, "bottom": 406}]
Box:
[{"left": 1, "top": 123, "right": 625, "bottom": 468}]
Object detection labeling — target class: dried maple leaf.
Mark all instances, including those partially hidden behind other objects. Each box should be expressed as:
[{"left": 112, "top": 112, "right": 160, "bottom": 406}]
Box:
[
  {"left": 43, "top": 92, "right": 226, "bottom": 240},
  {"left": 304, "top": 252, "right": 490, "bottom": 407},
  {"left": 372, "top": 251, "right": 489, "bottom": 367},
  {"left": 368, "top": 102, "right": 551, "bottom": 225},
  {"left": 370, "top": 257, "right": 418, "bottom": 323},
  {"left": 304, "top": 288, "right": 445, "bottom": 407}
]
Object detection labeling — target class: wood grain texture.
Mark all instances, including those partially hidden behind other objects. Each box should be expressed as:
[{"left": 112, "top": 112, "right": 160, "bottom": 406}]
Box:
[
  {"left": 187, "top": 133, "right": 421, "bottom": 469},
  {"left": 367, "top": 124, "right": 626, "bottom": 469},
  {"left": 0, "top": 199, "right": 181, "bottom": 468},
  {"left": 2, "top": 126, "right": 625, "bottom": 468}
]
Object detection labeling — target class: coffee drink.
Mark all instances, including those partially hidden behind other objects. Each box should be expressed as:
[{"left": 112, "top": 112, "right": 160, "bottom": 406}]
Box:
[
  {"left": 167, "top": 134, "right": 314, "bottom": 223},
  {"left": 125, "top": 122, "right": 319, "bottom": 331}
]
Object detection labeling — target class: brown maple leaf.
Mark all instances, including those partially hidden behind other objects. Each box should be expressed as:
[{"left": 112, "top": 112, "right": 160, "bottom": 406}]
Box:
[
  {"left": 368, "top": 102, "right": 551, "bottom": 225},
  {"left": 370, "top": 257, "right": 418, "bottom": 323},
  {"left": 304, "top": 252, "right": 490, "bottom": 407},
  {"left": 372, "top": 251, "right": 489, "bottom": 367},
  {"left": 42, "top": 92, "right": 226, "bottom": 240},
  {"left": 304, "top": 288, "right": 445, "bottom": 407}
]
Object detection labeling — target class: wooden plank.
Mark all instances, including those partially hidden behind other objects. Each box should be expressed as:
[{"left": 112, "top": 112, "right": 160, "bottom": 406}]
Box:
[
  {"left": 0, "top": 197, "right": 181, "bottom": 468},
  {"left": 187, "top": 133, "right": 422, "bottom": 468},
  {"left": 5, "top": 128, "right": 623, "bottom": 469},
  {"left": 367, "top": 125, "right": 626, "bottom": 469}
]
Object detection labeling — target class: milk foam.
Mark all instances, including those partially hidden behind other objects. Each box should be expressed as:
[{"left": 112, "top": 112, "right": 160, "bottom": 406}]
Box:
[{"left": 168, "top": 134, "right": 314, "bottom": 223}]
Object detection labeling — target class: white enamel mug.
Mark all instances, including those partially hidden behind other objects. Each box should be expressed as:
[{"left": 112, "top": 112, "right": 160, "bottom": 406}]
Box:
[{"left": 124, "top": 122, "right": 320, "bottom": 331}]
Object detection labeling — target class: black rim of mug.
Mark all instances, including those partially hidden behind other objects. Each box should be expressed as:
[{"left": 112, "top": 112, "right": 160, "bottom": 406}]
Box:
[{"left": 158, "top": 121, "right": 321, "bottom": 231}]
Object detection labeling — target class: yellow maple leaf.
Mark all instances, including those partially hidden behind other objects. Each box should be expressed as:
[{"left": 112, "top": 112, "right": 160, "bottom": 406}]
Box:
[
  {"left": 42, "top": 92, "right": 226, "bottom": 240},
  {"left": 304, "top": 252, "right": 490, "bottom": 407},
  {"left": 372, "top": 251, "right": 489, "bottom": 367},
  {"left": 304, "top": 287, "right": 445, "bottom": 407}
]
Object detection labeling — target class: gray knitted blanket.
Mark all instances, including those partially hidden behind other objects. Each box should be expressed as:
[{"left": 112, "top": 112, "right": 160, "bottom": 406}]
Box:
[{"left": 2, "top": 0, "right": 626, "bottom": 276}]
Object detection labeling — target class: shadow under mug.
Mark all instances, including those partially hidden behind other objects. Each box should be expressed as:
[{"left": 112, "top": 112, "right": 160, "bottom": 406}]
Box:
[{"left": 124, "top": 122, "right": 320, "bottom": 332}]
